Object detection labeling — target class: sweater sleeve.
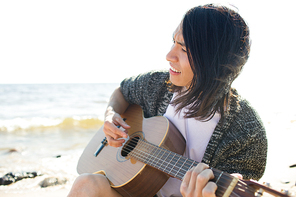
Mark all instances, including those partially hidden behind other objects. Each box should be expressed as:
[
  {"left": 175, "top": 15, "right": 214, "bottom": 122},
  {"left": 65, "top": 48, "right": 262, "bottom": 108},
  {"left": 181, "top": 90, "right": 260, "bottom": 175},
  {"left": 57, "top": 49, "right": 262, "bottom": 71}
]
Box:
[
  {"left": 120, "top": 70, "right": 173, "bottom": 118},
  {"left": 209, "top": 100, "right": 267, "bottom": 180}
]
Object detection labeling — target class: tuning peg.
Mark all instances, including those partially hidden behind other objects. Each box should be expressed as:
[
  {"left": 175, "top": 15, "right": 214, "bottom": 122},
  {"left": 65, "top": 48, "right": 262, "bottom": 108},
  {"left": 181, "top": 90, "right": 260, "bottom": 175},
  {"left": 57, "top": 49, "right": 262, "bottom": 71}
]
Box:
[
  {"left": 262, "top": 182, "right": 271, "bottom": 188},
  {"left": 280, "top": 189, "right": 290, "bottom": 195},
  {"left": 280, "top": 179, "right": 290, "bottom": 184},
  {"left": 256, "top": 188, "right": 264, "bottom": 197}
]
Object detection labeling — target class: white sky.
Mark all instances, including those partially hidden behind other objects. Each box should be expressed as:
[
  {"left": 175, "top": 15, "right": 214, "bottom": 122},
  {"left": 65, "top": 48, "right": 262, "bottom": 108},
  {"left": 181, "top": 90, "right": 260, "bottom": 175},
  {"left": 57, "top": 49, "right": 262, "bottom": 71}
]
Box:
[{"left": 1, "top": 0, "right": 295, "bottom": 113}]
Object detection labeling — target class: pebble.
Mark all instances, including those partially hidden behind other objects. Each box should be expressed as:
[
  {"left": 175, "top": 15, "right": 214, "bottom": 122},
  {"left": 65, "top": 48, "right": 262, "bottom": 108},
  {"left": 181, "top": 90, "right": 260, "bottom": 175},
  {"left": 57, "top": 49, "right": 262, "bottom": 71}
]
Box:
[
  {"left": 0, "top": 171, "right": 41, "bottom": 185},
  {"left": 40, "top": 177, "right": 67, "bottom": 188}
]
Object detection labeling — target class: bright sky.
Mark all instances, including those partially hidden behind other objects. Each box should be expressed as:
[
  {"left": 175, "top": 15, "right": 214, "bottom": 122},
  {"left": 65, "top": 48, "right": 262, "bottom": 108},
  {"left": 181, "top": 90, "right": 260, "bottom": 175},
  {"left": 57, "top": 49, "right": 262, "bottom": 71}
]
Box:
[{"left": 1, "top": 0, "right": 295, "bottom": 112}]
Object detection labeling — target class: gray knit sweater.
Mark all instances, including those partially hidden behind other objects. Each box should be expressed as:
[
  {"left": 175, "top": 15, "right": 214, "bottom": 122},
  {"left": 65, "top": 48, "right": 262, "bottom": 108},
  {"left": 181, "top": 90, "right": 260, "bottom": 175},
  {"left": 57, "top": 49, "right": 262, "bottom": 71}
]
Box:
[{"left": 120, "top": 70, "right": 267, "bottom": 180}]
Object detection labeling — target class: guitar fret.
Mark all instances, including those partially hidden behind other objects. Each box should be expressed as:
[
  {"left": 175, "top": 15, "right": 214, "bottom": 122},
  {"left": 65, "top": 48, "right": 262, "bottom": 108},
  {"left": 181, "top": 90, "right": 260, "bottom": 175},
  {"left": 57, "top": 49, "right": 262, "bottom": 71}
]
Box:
[
  {"left": 142, "top": 141, "right": 155, "bottom": 163},
  {"left": 158, "top": 149, "right": 170, "bottom": 171},
  {"left": 175, "top": 157, "right": 187, "bottom": 179},
  {"left": 165, "top": 152, "right": 177, "bottom": 175},
  {"left": 158, "top": 149, "right": 173, "bottom": 172},
  {"left": 161, "top": 151, "right": 175, "bottom": 174},
  {"left": 168, "top": 153, "right": 181, "bottom": 176},
  {"left": 173, "top": 156, "right": 184, "bottom": 178},
  {"left": 150, "top": 148, "right": 162, "bottom": 167},
  {"left": 145, "top": 145, "right": 158, "bottom": 164},
  {"left": 215, "top": 171, "right": 223, "bottom": 184},
  {"left": 188, "top": 160, "right": 197, "bottom": 170},
  {"left": 156, "top": 149, "right": 167, "bottom": 168},
  {"left": 176, "top": 157, "right": 192, "bottom": 179},
  {"left": 143, "top": 141, "right": 154, "bottom": 163},
  {"left": 143, "top": 142, "right": 157, "bottom": 165}
]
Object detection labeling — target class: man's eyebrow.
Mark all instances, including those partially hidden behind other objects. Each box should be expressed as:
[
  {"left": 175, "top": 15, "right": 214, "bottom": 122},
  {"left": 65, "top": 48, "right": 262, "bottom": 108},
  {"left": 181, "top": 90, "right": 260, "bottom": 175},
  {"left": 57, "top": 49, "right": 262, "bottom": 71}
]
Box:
[
  {"left": 177, "top": 40, "right": 185, "bottom": 47},
  {"left": 172, "top": 33, "right": 185, "bottom": 47}
]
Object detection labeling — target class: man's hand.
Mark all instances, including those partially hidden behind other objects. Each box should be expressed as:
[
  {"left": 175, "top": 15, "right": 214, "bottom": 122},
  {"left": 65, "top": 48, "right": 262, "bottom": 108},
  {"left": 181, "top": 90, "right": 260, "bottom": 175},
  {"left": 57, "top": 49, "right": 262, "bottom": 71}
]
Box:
[
  {"left": 103, "top": 107, "right": 130, "bottom": 147},
  {"left": 180, "top": 163, "right": 243, "bottom": 197}
]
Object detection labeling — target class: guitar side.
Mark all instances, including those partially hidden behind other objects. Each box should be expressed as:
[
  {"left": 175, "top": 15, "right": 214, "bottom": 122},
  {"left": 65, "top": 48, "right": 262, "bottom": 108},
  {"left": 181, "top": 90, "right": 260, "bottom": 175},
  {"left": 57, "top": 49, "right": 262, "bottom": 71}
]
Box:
[{"left": 77, "top": 104, "right": 186, "bottom": 197}]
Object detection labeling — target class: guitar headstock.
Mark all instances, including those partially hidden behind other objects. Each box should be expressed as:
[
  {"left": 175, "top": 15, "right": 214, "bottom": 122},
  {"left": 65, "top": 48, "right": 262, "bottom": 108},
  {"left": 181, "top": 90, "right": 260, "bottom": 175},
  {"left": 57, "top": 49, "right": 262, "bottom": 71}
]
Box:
[
  {"left": 241, "top": 179, "right": 294, "bottom": 197},
  {"left": 212, "top": 168, "right": 294, "bottom": 197}
]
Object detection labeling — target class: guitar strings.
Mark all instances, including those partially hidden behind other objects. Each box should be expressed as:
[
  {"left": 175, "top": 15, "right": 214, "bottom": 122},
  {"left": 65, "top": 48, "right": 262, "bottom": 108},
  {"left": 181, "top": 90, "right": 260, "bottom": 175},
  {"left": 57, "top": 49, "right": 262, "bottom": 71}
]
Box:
[
  {"left": 124, "top": 140, "right": 239, "bottom": 196},
  {"left": 122, "top": 138, "right": 257, "bottom": 196}
]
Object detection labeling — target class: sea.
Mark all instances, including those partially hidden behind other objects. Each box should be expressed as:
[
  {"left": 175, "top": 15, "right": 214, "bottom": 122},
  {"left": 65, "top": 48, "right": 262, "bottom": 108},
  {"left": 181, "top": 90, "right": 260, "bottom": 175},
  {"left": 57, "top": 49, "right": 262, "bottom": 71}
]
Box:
[
  {"left": 0, "top": 83, "right": 296, "bottom": 195},
  {"left": 0, "top": 83, "right": 119, "bottom": 195}
]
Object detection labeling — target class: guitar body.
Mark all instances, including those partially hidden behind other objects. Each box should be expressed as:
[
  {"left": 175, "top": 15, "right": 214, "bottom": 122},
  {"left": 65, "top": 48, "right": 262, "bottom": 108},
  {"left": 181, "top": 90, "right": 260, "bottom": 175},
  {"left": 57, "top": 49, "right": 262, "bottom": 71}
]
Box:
[{"left": 77, "top": 104, "right": 186, "bottom": 197}]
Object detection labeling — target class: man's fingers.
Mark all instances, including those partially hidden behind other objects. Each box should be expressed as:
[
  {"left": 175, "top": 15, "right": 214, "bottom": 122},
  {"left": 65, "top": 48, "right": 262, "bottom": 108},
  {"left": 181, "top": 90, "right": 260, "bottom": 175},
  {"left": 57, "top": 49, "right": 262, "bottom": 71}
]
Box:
[
  {"left": 104, "top": 121, "right": 128, "bottom": 139},
  {"left": 231, "top": 173, "right": 243, "bottom": 179},
  {"left": 191, "top": 164, "right": 210, "bottom": 194},
  {"left": 202, "top": 181, "right": 217, "bottom": 197},
  {"left": 114, "top": 116, "right": 131, "bottom": 129},
  {"left": 181, "top": 168, "right": 192, "bottom": 191},
  {"left": 103, "top": 110, "right": 130, "bottom": 148},
  {"left": 195, "top": 169, "right": 214, "bottom": 189},
  {"left": 104, "top": 128, "right": 121, "bottom": 140},
  {"left": 180, "top": 163, "right": 217, "bottom": 197}
]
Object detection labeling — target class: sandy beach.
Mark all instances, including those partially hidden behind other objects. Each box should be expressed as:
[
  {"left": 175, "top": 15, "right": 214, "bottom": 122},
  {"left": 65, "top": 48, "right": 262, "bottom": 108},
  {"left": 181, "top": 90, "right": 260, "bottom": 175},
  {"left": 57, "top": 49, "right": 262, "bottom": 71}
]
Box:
[
  {"left": 0, "top": 188, "right": 70, "bottom": 197},
  {"left": 1, "top": 156, "right": 295, "bottom": 197},
  {"left": 0, "top": 152, "right": 80, "bottom": 197}
]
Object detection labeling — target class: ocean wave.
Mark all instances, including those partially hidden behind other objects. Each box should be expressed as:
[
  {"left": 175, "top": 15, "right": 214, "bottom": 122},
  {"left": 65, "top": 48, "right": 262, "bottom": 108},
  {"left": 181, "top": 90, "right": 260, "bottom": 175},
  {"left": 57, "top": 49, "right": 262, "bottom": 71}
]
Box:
[{"left": 0, "top": 116, "right": 104, "bottom": 133}]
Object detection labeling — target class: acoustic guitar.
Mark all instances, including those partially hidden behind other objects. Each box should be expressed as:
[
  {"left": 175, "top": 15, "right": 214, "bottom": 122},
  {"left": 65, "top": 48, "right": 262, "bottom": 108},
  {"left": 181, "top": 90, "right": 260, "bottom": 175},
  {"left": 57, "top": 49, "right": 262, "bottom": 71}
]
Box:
[{"left": 77, "top": 104, "right": 290, "bottom": 197}]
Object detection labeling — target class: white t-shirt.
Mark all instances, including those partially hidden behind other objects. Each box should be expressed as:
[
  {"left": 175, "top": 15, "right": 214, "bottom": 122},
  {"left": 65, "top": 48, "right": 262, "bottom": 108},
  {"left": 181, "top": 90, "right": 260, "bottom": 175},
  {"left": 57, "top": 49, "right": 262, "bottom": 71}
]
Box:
[{"left": 160, "top": 93, "right": 220, "bottom": 197}]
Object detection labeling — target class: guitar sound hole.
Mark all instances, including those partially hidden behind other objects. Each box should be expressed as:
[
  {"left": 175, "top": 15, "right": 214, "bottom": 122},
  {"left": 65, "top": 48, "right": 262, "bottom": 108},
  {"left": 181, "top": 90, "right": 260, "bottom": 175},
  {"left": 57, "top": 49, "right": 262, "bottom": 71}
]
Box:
[{"left": 121, "top": 136, "right": 140, "bottom": 157}]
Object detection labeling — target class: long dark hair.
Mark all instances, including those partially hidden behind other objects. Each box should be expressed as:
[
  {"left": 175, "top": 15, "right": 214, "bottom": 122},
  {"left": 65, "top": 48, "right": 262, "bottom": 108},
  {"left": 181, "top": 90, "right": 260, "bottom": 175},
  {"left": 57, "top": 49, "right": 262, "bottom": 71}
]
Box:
[{"left": 171, "top": 4, "right": 250, "bottom": 120}]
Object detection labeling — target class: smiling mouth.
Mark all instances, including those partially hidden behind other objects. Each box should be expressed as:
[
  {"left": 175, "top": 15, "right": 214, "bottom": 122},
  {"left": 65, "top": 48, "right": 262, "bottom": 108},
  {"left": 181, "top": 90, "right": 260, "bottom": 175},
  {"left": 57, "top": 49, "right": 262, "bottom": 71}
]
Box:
[{"left": 170, "top": 66, "right": 181, "bottom": 73}]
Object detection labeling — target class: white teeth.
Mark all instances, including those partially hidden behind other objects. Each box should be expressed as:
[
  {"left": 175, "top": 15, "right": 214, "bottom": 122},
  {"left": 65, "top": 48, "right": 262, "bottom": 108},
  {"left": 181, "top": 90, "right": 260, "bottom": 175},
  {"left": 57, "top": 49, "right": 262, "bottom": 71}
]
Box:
[{"left": 171, "top": 67, "right": 181, "bottom": 73}]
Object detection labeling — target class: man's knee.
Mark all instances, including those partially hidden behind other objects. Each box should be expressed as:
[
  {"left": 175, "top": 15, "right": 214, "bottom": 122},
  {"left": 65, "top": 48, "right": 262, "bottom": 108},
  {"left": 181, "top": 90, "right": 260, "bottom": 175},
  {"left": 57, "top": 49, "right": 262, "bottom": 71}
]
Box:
[
  {"left": 68, "top": 173, "right": 110, "bottom": 197},
  {"left": 75, "top": 173, "right": 108, "bottom": 187}
]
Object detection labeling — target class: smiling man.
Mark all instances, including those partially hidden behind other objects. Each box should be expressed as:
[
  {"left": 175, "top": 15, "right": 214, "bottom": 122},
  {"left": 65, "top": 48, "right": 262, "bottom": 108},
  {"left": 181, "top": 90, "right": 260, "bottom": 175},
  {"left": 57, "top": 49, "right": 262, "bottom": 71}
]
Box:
[{"left": 68, "top": 4, "right": 267, "bottom": 197}]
